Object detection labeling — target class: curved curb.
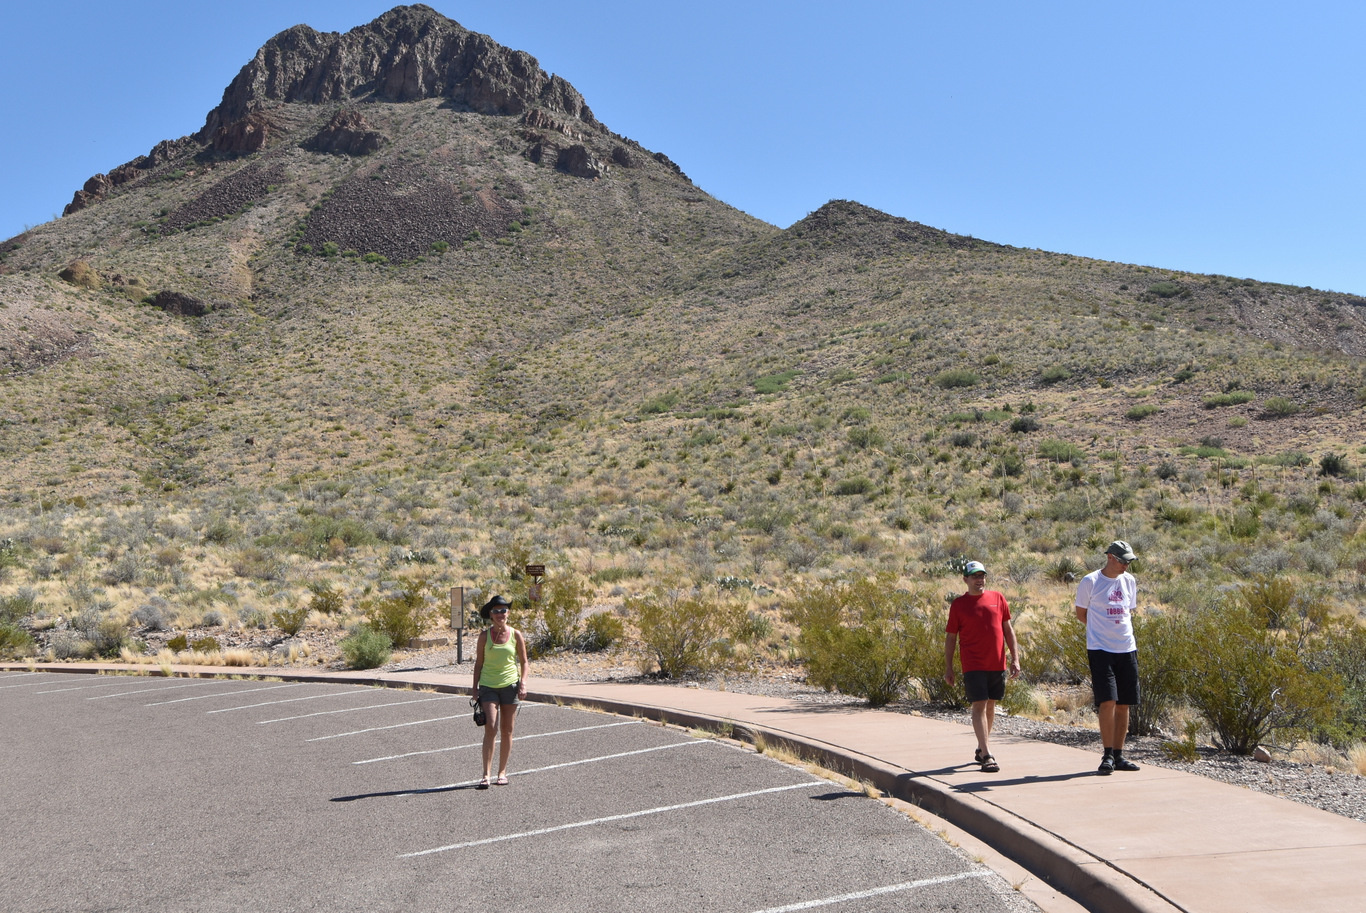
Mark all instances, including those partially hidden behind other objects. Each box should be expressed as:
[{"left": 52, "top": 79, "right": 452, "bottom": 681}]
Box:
[{"left": 4, "top": 663, "right": 1177, "bottom": 913}]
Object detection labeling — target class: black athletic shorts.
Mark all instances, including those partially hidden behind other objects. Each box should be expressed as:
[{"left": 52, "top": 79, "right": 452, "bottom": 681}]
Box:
[
  {"left": 962, "top": 670, "right": 1006, "bottom": 703},
  {"left": 1088, "top": 649, "right": 1139, "bottom": 707}
]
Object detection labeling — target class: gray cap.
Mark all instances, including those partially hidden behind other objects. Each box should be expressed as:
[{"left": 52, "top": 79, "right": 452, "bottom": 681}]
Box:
[{"left": 1105, "top": 540, "right": 1137, "bottom": 561}]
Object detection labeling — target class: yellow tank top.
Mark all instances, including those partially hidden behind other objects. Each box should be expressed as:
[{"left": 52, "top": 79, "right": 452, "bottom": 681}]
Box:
[{"left": 479, "top": 632, "right": 519, "bottom": 688}]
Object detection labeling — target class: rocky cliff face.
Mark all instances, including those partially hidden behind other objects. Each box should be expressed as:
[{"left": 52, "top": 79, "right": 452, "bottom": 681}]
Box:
[
  {"left": 199, "top": 4, "right": 598, "bottom": 149},
  {"left": 64, "top": 4, "right": 601, "bottom": 214}
]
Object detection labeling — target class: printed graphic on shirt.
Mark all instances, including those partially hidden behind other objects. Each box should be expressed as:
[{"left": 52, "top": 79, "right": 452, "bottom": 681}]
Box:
[{"left": 1106, "top": 584, "right": 1127, "bottom": 620}]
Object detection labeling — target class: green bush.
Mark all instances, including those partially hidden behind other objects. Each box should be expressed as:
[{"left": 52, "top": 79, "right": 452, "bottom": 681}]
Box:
[
  {"left": 582, "top": 611, "right": 625, "bottom": 652},
  {"left": 1319, "top": 453, "right": 1350, "bottom": 477},
  {"left": 754, "top": 370, "right": 798, "bottom": 394},
  {"left": 528, "top": 572, "right": 592, "bottom": 655},
  {"left": 627, "top": 584, "right": 737, "bottom": 679},
  {"left": 1038, "top": 439, "right": 1084, "bottom": 463},
  {"left": 833, "top": 476, "right": 875, "bottom": 496},
  {"left": 1125, "top": 404, "right": 1160, "bottom": 421},
  {"left": 191, "top": 636, "right": 220, "bottom": 653},
  {"left": 340, "top": 624, "right": 392, "bottom": 669},
  {"left": 167, "top": 633, "right": 189, "bottom": 652},
  {"left": 0, "top": 621, "right": 35, "bottom": 659},
  {"left": 783, "top": 576, "right": 943, "bottom": 707},
  {"left": 272, "top": 604, "right": 310, "bottom": 636},
  {"left": 1184, "top": 601, "right": 1339, "bottom": 754},
  {"left": 1202, "top": 391, "right": 1255, "bottom": 408},
  {"left": 1262, "top": 396, "right": 1300, "bottom": 418},
  {"left": 1130, "top": 610, "right": 1192, "bottom": 736},
  {"left": 361, "top": 580, "right": 438, "bottom": 646},
  {"left": 931, "top": 369, "right": 979, "bottom": 389},
  {"left": 1040, "top": 365, "right": 1072, "bottom": 384},
  {"left": 0, "top": 587, "right": 37, "bottom": 623},
  {"left": 306, "top": 581, "right": 344, "bottom": 615},
  {"left": 1018, "top": 610, "right": 1088, "bottom": 684}
]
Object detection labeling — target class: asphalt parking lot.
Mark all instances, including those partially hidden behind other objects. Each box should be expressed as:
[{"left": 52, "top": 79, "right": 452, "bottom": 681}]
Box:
[{"left": 2, "top": 671, "right": 1040, "bottom": 913}]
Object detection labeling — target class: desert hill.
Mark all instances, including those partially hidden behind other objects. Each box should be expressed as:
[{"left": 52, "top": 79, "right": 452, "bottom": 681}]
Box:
[{"left": 0, "top": 5, "right": 1362, "bottom": 668}]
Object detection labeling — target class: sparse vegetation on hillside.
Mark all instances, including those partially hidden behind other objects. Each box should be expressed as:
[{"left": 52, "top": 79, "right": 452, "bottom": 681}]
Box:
[{"left": 0, "top": 13, "right": 1363, "bottom": 762}]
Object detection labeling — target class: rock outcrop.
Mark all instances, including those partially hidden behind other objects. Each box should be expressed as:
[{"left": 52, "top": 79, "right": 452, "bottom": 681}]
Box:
[
  {"left": 307, "top": 109, "right": 386, "bottom": 156},
  {"left": 63, "top": 137, "right": 198, "bottom": 215},
  {"left": 199, "top": 4, "right": 598, "bottom": 153}
]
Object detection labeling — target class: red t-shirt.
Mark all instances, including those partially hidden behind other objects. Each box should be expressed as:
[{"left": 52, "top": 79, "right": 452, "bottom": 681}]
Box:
[{"left": 946, "top": 591, "right": 1011, "bottom": 672}]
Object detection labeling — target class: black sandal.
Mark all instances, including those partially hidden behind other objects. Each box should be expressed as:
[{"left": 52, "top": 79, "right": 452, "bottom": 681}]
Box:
[{"left": 979, "top": 754, "right": 1000, "bottom": 773}]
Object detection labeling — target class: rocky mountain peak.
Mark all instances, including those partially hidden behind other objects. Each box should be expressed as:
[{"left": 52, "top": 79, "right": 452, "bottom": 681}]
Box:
[{"left": 198, "top": 5, "right": 598, "bottom": 148}]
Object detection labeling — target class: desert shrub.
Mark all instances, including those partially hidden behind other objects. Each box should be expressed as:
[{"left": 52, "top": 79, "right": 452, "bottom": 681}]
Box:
[
  {"left": 272, "top": 604, "right": 309, "bottom": 636},
  {"left": 285, "top": 516, "right": 378, "bottom": 556},
  {"left": 528, "top": 572, "right": 593, "bottom": 655},
  {"left": 1047, "top": 555, "right": 1084, "bottom": 583},
  {"left": 1262, "top": 396, "right": 1300, "bottom": 418},
  {"left": 1038, "top": 440, "right": 1084, "bottom": 463},
  {"left": 999, "top": 680, "right": 1042, "bottom": 718},
  {"left": 490, "top": 537, "right": 533, "bottom": 581},
  {"left": 1309, "top": 622, "right": 1366, "bottom": 745},
  {"left": 1184, "top": 601, "right": 1339, "bottom": 754},
  {"left": 306, "top": 581, "right": 344, "bottom": 615},
  {"left": 50, "top": 631, "right": 94, "bottom": 660},
  {"left": 1009, "top": 415, "right": 1040, "bottom": 433},
  {"left": 931, "top": 369, "right": 979, "bottom": 389},
  {"left": 582, "top": 610, "right": 625, "bottom": 652},
  {"left": 846, "top": 426, "right": 886, "bottom": 450},
  {"left": 340, "top": 624, "right": 392, "bottom": 669},
  {"left": 1040, "top": 365, "right": 1072, "bottom": 384},
  {"left": 833, "top": 476, "right": 875, "bottom": 496},
  {"left": 735, "top": 610, "right": 774, "bottom": 644},
  {"left": 1319, "top": 453, "right": 1350, "bottom": 477},
  {"left": 627, "top": 584, "right": 737, "bottom": 679},
  {"left": 1203, "top": 391, "right": 1255, "bottom": 408},
  {"left": 1125, "top": 404, "right": 1160, "bottom": 421},
  {"left": 754, "top": 370, "right": 798, "bottom": 394},
  {"left": 1129, "top": 610, "right": 1193, "bottom": 736},
  {"left": 131, "top": 602, "right": 170, "bottom": 631},
  {"left": 77, "top": 613, "right": 129, "bottom": 658},
  {"left": 1018, "top": 610, "right": 1088, "bottom": 684},
  {"left": 0, "top": 621, "right": 35, "bottom": 659},
  {"left": 361, "top": 580, "right": 438, "bottom": 646},
  {"left": 101, "top": 552, "right": 144, "bottom": 586},
  {"left": 783, "top": 575, "right": 943, "bottom": 707},
  {"left": 231, "top": 547, "right": 285, "bottom": 581},
  {"left": 167, "top": 633, "right": 189, "bottom": 651},
  {"left": 0, "top": 587, "right": 37, "bottom": 622},
  {"left": 191, "top": 636, "right": 220, "bottom": 653}
]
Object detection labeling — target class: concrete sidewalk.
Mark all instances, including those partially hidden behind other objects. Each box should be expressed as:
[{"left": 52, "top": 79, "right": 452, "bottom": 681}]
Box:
[{"left": 11, "top": 662, "right": 1366, "bottom": 913}]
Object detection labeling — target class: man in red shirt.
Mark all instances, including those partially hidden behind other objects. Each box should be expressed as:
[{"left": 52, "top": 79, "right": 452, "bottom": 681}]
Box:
[{"left": 944, "top": 560, "right": 1021, "bottom": 772}]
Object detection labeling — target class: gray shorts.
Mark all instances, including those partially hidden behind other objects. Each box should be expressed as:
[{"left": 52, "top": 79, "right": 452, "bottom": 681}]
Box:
[{"left": 478, "top": 684, "right": 520, "bottom": 706}]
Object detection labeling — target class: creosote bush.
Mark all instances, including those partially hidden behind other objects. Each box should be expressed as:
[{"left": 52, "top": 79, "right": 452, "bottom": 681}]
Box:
[
  {"left": 272, "top": 603, "right": 309, "bottom": 636},
  {"left": 340, "top": 623, "right": 392, "bottom": 669},
  {"left": 527, "top": 571, "right": 592, "bottom": 655},
  {"left": 783, "top": 575, "right": 944, "bottom": 707},
  {"left": 627, "top": 583, "right": 737, "bottom": 679},
  {"left": 361, "top": 579, "right": 438, "bottom": 646}
]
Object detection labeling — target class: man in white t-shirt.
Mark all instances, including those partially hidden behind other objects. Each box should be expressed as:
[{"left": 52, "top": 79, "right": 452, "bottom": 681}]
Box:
[{"left": 1074, "top": 540, "right": 1140, "bottom": 775}]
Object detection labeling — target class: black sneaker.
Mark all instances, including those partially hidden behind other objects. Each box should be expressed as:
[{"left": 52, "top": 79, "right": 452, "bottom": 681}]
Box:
[
  {"left": 1113, "top": 757, "right": 1140, "bottom": 772},
  {"left": 1097, "top": 756, "right": 1115, "bottom": 775}
]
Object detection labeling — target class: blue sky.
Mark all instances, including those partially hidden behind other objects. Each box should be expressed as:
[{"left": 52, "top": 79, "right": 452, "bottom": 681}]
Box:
[{"left": 3, "top": 1, "right": 1363, "bottom": 294}]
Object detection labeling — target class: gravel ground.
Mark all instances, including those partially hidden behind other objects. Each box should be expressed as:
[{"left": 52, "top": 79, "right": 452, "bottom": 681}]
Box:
[{"left": 387, "top": 645, "right": 1366, "bottom": 826}]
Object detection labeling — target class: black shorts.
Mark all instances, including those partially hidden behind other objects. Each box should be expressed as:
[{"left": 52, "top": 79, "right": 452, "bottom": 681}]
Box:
[
  {"left": 962, "top": 670, "right": 1006, "bottom": 703},
  {"left": 1088, "top": 650, "right": 1139, "bottom": 707},
  {"left": 478, "top": 684, "right": 520, "bottom": 706}
]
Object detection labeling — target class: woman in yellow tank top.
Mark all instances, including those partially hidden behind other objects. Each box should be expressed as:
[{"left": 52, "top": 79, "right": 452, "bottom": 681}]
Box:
[{"left": 472, "top": 594, "right": 528, "bottom": 788}]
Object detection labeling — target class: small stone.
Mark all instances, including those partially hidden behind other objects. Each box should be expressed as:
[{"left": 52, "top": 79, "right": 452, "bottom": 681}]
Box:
[{"left": 1253, "top": 746, "right": 1273, "bottom": 763}]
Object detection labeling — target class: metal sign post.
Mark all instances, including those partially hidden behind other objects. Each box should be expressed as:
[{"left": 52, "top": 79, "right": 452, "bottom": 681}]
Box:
[
  {"left": 450, "top": 586, "right": 465, "bottom": 664},
  {"left": 525, "top": 564, "right": 544, "bottom": 603}
]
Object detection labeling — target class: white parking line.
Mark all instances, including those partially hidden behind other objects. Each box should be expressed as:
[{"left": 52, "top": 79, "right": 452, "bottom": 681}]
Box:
[
  {"left": 400, "top": 781, "right": 821, "bottom": 858},
  {"left": 255, "top": 695, "right": 452, "bottom": 723},
  {"left": 88, "top": 680, "right": 228, "bottom": 700},
  {"left": 0, "top": 674, "right": 54, "bottom": 689},
  {"left": 347, "top": 719, "right": 641, "bottom": 758},
  {"left": 147, "top": 683, "right": 303, "bottom": 706},
  {"left": 206, "top": 689, "right": 397, "bottom": 714},
  {"left": 382, "top": 741, "right": 709, "bottom": 797},
  {"left": 35, "top": 678, "right": 164, "bottom": 694},
  {"left": 749, "top": 871, "right": 991, "bottom": 913}
]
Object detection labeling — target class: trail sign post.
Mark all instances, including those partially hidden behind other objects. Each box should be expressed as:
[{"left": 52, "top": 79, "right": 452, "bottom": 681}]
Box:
[{"left": 450, "top": 587, "right": 466, "bottom": 663}]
